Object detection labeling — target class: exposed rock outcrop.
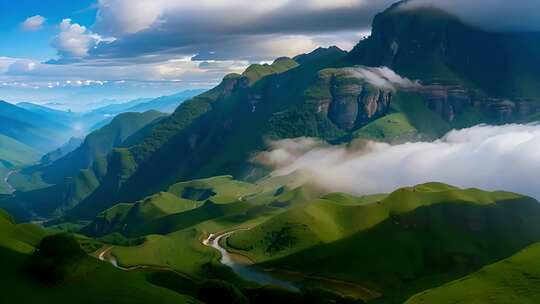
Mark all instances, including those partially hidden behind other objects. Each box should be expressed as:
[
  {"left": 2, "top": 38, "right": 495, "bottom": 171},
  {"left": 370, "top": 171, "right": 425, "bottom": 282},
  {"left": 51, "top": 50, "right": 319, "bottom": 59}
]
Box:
[
  {"left": 308, "top": 69, "right": 393, "bottom": 131},
  {"left": 421, "top": 85, "right": 537, "bottom": 123}
]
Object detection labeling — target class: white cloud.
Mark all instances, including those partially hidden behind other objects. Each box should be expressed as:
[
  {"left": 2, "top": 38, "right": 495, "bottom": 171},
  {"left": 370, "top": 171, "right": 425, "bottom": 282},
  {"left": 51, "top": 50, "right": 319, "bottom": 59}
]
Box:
[
  {"left": 256, "top": 124, "right": 540, "bottom": 200},
  {"left": 51, "top": 19, "right": 115, "bottom": 59},
  {"left": 345, "top": 66, "right": 421, "bottom": 91},
  {"left": 21, "top": 15, "right": 46, "bottom": 31}
]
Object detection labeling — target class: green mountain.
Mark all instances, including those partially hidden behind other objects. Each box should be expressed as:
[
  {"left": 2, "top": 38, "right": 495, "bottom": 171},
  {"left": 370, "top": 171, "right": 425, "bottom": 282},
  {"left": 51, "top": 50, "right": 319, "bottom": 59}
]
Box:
[
  {"left": 38, "top": 110, "right": 166, "bottom": 185},
  {"left": 7, "top": 0, "right": 540, "bottom": 225},
  {"left": 0, "top": 111, "right": 167, "bottom": 218}
]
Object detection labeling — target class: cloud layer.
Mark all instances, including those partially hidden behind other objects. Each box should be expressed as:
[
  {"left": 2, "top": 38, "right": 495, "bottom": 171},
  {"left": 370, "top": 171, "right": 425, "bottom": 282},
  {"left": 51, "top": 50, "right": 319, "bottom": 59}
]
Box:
[{"left": 256, "top": 124, "right": 540, "bottom": 200}]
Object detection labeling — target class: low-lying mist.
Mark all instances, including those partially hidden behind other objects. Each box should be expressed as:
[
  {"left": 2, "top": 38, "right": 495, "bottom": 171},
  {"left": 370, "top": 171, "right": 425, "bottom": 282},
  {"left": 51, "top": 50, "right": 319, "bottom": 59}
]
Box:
[{"left": 254, "top": 124, "right": 540, "bottom": 200}]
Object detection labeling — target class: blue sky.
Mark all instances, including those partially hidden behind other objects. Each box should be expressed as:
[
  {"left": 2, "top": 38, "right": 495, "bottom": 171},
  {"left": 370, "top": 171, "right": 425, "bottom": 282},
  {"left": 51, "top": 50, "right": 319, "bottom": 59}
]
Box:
[
  {"left": 2, "top": 0, "right": 534, "bottom": 111},
  {"left": 0, "top": 1, "right": 95, "bottom": 59}
]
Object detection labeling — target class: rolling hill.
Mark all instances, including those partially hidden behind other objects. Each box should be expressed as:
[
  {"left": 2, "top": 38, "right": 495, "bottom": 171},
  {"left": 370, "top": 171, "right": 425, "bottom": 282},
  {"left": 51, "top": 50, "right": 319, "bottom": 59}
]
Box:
[
  {"left": 227, "top": 183, "right": 540, "bottom": 303},
  {"left": 0, "top": 208, "right": 199, "bottom": 304},
  {"left": 405, "top": 242, "right": 540, "bottom": 304}
]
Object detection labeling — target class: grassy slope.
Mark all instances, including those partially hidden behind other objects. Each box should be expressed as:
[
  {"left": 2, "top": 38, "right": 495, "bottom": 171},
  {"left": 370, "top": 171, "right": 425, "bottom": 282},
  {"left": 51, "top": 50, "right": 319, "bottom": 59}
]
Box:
[
  {"left": 406, "top": 243, "right": 540, "bottom": 304},
  {"left": 226, "top": 183, "right": 540, "bottom": 302},
  {"left": 0, "top": 208, "right": 198, "bottom": 304},
  {"left": 90, "top": 177, "right": 317, "bottom": 276}
]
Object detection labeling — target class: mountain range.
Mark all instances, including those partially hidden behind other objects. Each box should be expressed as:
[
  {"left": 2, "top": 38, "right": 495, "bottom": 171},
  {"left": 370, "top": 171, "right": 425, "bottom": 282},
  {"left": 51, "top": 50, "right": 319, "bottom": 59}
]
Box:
[{"left": 2, "top": 1, "right": 540, "bottom": 304}]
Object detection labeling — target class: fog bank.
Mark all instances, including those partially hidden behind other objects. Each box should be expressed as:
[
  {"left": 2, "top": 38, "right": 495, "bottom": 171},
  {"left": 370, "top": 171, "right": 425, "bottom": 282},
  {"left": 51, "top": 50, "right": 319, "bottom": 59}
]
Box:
[{"left": 255, "top": 124, "right": 540, "bottom": 200}]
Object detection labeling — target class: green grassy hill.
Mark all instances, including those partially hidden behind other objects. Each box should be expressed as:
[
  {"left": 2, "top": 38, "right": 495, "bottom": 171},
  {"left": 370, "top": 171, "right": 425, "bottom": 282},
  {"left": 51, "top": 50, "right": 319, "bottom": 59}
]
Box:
[
  {"left": 226, "top": 183, "right": 540, "bottom": 303},
  {"left": 406, "top": 242, "right": 540, "bottom": 304},
  {"left": 0, "top": 208, "right": 198, "bottom": 304}
]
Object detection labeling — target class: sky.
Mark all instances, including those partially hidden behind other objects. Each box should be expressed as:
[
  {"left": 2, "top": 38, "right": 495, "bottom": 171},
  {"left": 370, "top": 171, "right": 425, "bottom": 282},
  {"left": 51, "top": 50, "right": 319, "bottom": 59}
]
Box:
[{"left": 1, "top": 0, "right": 539, "bottom": 111}]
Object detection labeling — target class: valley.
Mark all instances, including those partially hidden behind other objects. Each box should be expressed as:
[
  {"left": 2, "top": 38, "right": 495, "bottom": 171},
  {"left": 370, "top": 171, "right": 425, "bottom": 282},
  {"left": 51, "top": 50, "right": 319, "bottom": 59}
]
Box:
[{"left": 2, "top": 1, "right": 540, "bottom": 304}]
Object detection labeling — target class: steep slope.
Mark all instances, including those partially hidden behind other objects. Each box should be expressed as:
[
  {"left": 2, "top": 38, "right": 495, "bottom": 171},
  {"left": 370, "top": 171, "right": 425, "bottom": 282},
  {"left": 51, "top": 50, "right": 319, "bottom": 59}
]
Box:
[
  {"left": 406, "top": 242, "right": 540, "bottom": 304},
  {"left": 346, "top": 1, "right": 540, "bottom": 101},
  {"left": 40, "top": 137, "right": 84, "bottom": 165},
  {"left": 38, "top": 110, "right": 166, "bottom": 185},
  {"left": 63, "top": 51, "right": 346, "bottom": 220}
]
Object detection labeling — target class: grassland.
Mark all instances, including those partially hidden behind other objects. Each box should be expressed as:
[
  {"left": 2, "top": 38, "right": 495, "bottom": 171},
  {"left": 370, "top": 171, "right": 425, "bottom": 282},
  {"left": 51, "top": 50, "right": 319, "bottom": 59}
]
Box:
[
  {"left": 0, "top": 208, "right": 199, "bottom": 304},
  {"left": 406, "top": 242, "right": 540, "bottom": 304},
  {"left": 224, "top": 183, "right": 540, "bottom": 303}
]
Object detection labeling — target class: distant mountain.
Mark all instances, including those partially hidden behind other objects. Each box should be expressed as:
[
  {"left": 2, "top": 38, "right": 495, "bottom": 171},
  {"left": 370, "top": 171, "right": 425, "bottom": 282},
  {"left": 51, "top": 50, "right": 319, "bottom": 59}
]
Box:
[
  {"left": 0, "top": 134, "right": 40, "bottom": 167},
  {"left": 40, "top": 137, "right": 84, "bottom": 165},
  {"left": 39, "top": 111, "right": 166, "bottom": 185},
  {"left": 87, "top": 98, "right": 153, "bottom": 116},
  {"left": 124, "top": 90, "right": 206, "bottom": 113},
  {"left": 0, "top": 101, "right": 74, "bottom": 157},
  {"left": 80, "top": 90, "right": 204, "bottom": 132}
]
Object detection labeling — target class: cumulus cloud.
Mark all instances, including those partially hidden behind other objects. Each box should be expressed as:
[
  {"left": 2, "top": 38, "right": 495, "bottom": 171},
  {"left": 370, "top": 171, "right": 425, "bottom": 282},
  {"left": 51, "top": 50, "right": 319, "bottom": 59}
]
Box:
[
  {"left": 51, "top": 19, "right": 114, "bottom": 59},
  {"left": 404, "top": 0, "right": 540, "bottom": 32},
  {"left": 21, "top": 15, "right": 46, "bottom": 31},
  {"left": 255, "top": 124, "right": 540, "bottom": 200},
  {"left": 345, "top": 66, "right": 420, "bottom": 91}
]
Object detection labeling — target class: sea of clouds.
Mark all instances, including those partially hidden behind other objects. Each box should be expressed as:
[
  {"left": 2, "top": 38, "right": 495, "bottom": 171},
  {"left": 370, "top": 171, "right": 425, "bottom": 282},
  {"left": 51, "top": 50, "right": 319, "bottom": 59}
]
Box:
[{"left": 255, "top": 124, "right": 540, "bottom": 200}]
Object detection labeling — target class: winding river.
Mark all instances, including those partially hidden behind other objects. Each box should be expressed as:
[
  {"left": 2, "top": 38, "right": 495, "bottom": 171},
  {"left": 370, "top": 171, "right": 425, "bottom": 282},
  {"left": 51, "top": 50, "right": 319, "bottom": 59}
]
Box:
[{"left": 203, "top": 230, "right": 298, "bottom": 290}]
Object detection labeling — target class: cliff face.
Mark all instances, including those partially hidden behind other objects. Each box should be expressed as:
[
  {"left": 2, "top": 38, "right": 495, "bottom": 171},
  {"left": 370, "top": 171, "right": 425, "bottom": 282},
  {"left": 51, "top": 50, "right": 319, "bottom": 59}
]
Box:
[
  {"left": 345, "top": 1, "right": 540, "bottom": 100},
  {"left": 308, "top": 69, "right": 393, "bottom": 131},
  {"left": 307, "top": 67, "right": 537, "bottom": 133},
  {"left": 421, "top": 85, "right": 537, "bottom": 123}
]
